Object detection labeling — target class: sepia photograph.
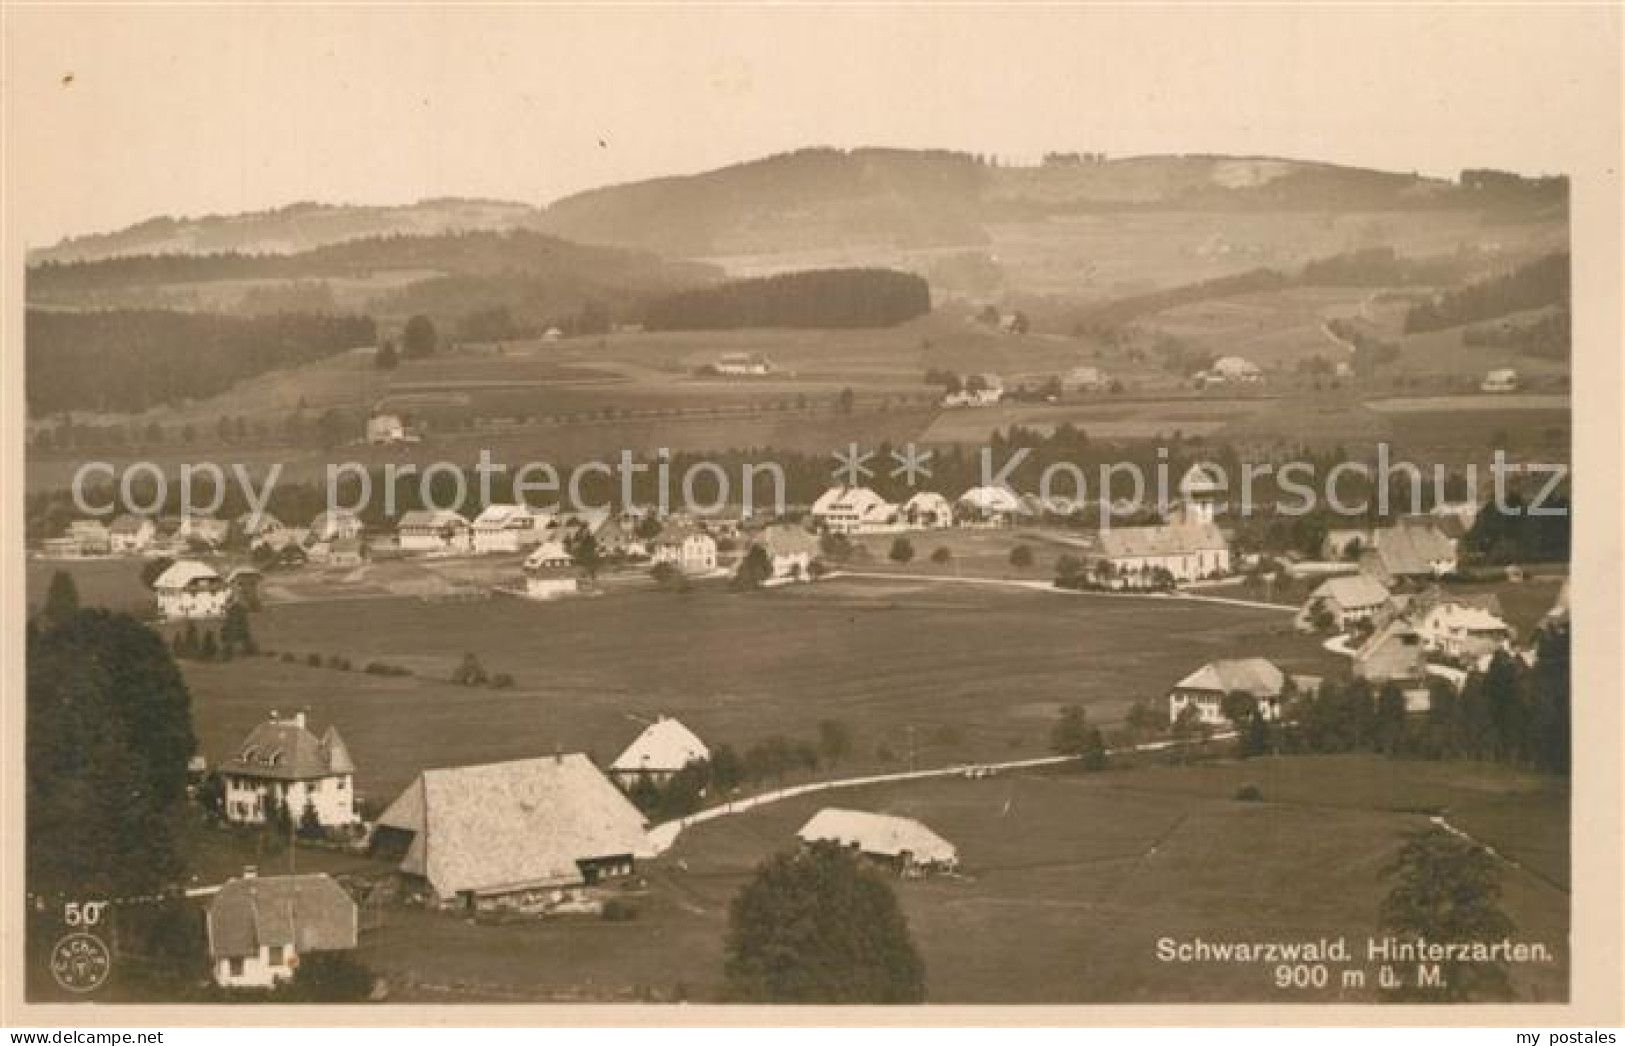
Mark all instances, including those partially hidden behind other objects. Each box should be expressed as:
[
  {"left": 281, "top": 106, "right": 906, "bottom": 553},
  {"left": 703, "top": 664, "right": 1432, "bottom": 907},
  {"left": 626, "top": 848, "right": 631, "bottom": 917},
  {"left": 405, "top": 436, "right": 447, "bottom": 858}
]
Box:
[{"left": 2, "top": 2, "right": 1620, "bottom": 1028}]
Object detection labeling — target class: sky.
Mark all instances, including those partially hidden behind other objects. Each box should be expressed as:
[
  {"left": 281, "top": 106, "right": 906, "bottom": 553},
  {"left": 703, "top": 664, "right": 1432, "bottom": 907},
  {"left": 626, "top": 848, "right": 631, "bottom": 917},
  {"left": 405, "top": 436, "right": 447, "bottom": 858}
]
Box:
[{"left": 4, "top": 5, "right": 1619, "bottom": 247}]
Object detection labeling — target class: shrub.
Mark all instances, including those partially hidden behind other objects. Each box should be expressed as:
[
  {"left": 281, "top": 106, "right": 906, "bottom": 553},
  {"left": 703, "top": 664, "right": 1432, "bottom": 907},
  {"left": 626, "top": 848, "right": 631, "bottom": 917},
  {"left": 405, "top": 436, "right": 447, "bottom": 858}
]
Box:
[
  {"left": 601, "top": 898, "right": 639, "bottom": 922},
  {"left": 281, "top": 652, "right": 298, "bottom": 663},
  {"left": 489, "top": 672, "right": 515, "bottom": 689},
  {"left": 306, "top": 653, "right": 322, "bottom": 668},
  {"left": 1234, "top": 783, "right": 1264, "bottom": 802}
]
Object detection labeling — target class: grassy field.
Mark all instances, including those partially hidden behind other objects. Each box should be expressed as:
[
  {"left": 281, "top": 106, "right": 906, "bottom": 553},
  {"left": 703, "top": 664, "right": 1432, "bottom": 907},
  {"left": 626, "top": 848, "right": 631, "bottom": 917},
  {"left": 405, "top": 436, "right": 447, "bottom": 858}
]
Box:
[
  {"left": 352, "top": 755, "right": 1567, "bottom": 1003},
  {"left": 90, "top": 575, "right": 1335, "bottom": 806}
]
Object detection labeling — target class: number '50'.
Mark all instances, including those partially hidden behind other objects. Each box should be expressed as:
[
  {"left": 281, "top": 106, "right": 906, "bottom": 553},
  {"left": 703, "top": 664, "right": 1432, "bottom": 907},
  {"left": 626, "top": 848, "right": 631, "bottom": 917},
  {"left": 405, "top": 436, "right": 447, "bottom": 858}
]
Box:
[{"left": 63, "top": 902, "right": 107, "bottom": 927}]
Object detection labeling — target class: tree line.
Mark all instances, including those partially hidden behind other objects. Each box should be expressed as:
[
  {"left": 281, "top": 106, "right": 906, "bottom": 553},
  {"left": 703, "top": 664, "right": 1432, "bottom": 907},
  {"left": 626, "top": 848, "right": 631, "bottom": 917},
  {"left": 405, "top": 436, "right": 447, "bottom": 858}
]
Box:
[
  {"left": 643, "top": 268, "right": 932, "bottom": 331},
  {"left": 1404, "top": 252, "right": 1569, "bottom": 334},
  {"left": 26, "top": 308, "right": 375, "bottom": 415}
]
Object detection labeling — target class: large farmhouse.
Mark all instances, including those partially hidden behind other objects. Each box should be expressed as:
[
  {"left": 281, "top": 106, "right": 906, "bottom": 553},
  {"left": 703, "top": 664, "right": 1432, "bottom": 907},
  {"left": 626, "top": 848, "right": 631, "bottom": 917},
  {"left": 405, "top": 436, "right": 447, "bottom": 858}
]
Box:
[
  {"left": 1167, "top": 657, "right": 1295, "bottom": 725},
  {"left": 374, "top": 754, "right": 649, "bottom": 912},
  {"left": 957, "top": 485, "right": 1025, "bottom": 525},
  {"left": 471, "top": 503, "right": 549, "bottom": 554},
  {"left": 398, "top": 509, "right": 472, "bottom": 554},
  {"left": 797, "top": 808, "right": 959, "bottom": 876},
  {"left": 1359, "top": 521, "right": 1457, "bottom": 584},
  {"left": 217, "top": 711, "right": 361, "bottom": 829},
  {"left": 1351, "top": 619, "right": 1433, "bottom": 711},
  {"left": 610, "top": 716, "right": 710, "bottom": 786},
  {"left": 153, "top": 560, "right": 233, "bottom": 620},
  {"left": 1296, "top": 574, "right": 1394, "bottom": 632},
  {"left": 810, "top": 486, "right": 899, "bottom": 534},
  {"left": 901, "top": 491, "right": 954, "bottom": 529},
  {"left": 205, "top": 871, "right": 358, "bottom": 989}
]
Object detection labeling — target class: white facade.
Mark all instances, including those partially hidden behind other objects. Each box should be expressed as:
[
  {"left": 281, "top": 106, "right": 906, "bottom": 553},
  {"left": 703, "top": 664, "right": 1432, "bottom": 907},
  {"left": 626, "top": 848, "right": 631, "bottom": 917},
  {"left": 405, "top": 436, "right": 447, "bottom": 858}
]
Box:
[
  {"left": 367, "top": 413, "right": 410, "bottom": 444},
  {"left": 524, "top": 573, "right": 581, "bottom": 600},
  {"left": 213, "top": 943, "right": 297, "bottom": 989},
  {"left": 109, "top": 517, "right": 157, "bottom": 554},
  {"left": 651, "top": 532, "right": 718, "bottom": 573},
  {"left": 811, "top": 487, "right": 900, "bottom": 534},
  {"left": 398, "top": 510, "right": 472, "bottom": 553},
  {"left": 471, "top": 504, "right": 548, "bottom": 554},
  {"left": 1414, "top": 602, "right": 1513, "bottom": 660},
  {"left": 901, "top": 492, "right": 954, "bottom": 529},
  {"left": 223, "top": 772, "right": 356, "bottom": 828},
  {"left": 154, "top": 561, "right": 233, "bottom": 620},
  {"left": 1481, "top": 368, "right": 1519, "bottom": 393},
  {"left": 716, "top": 353, "right": 772, "bottom": 376},
  {"left": 1202, "top": 356, "right": 1263, "bottom": 384}
]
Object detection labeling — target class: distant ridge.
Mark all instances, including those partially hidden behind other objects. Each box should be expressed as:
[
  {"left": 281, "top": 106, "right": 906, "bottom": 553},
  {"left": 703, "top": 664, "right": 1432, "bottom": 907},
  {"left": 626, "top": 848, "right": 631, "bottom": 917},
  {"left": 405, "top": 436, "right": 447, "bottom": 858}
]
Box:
[
  {"left": 32, "top": 197, "right": 541, "bottom": 264},
  {"left": 33, "top": 148, "right": 1563, "bottom": 266}
]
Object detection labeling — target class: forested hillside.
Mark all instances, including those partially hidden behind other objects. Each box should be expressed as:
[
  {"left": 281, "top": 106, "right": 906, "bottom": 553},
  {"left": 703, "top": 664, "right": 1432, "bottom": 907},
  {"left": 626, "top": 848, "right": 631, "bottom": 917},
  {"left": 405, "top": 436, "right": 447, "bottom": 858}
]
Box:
[
  {"left": 643, "top": 269, "right": 932, "bottom": 331},
  {"left": 26, "top": 309, "right": 375, "bottom": 415}
]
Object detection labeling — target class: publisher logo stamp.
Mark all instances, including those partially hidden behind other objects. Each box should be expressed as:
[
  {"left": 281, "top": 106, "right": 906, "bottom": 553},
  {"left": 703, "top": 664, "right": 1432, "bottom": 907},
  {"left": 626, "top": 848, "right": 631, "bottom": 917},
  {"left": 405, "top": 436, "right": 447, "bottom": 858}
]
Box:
[{"left": 49, "top": 932, "right": 112, "bottom": 994}]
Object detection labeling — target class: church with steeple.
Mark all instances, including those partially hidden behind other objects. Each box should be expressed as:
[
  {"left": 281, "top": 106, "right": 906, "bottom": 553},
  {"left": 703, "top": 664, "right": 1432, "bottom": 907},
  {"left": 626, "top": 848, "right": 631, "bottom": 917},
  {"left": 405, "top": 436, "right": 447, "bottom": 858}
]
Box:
[{"left": 1092, "top": 464, "right": 1232, "bottom": 584}]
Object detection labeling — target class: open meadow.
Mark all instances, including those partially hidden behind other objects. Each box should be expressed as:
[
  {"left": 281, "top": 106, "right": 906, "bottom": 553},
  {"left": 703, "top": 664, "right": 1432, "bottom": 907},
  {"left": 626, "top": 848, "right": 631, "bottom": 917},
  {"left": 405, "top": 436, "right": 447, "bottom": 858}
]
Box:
[
  {"left": 350, "top": 755, "right": 1567, "bottom": 1003},
  {"left": 35, "top": 573, "right": 1338, "bottom": 805}
]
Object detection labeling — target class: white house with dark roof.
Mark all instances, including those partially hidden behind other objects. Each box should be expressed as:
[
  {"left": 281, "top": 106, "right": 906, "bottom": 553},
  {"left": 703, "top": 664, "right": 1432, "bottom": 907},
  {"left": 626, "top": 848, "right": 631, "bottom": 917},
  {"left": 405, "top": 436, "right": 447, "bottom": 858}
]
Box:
[
  {"left": 1168, "top": 658, "right": 1294, "bottom": 725},
  {"left": 798, "top": 808, "right": 959, "bottom": 876},
  {"left": 610, "top": 716, "right": 710, "bottom": 786},
  {"left": 650, "top": 527, "right": 718, "bottom": 573},
  {"left": 398, "top": 509, "right": 471, "bottom": 554},
  {"left": 218, "top": 711, "right": 359, "bottom": 828},
  {"left": 153, "top": 560, "right": 233, "bottom": 620},
  {"left": 373, "top": 753, "right": 649, "bottom": 911},
  {"left": 205, "top": 870, "right": 357, "bottom": 989}
]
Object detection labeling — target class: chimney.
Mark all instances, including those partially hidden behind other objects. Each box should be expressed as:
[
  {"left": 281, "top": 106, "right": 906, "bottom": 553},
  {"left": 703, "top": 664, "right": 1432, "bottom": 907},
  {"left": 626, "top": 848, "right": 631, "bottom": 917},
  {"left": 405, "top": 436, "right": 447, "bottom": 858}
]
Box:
[
  {"left": 554, "top": 743, "right": 563, "bottom": 764},
  {"left": 292, "top": 711, "right": 306, "bottom": 729},
  {"left": 269, "top": 709, "right": 279, "bottom": 722},
  {"left": 242, "top": 865, "right": 257, "bottom": 880}
]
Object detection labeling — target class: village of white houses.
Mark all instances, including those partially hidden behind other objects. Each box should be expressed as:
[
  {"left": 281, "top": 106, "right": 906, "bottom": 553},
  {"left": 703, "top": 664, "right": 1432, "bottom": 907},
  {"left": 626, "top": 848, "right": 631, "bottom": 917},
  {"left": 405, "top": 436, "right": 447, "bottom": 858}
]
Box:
[{"left": 10, "top": 5, "right": 1605, "bottom": 1014}]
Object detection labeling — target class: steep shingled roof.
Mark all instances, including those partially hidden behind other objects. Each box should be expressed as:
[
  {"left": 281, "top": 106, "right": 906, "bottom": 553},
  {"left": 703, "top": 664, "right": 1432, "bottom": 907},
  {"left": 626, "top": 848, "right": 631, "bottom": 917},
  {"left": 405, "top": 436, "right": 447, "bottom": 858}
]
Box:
[
  {"left": 376, "top": 754, "right": 649, "bottom": 898},
  {"left": 1096, "top": 521, "right": 1228, "bottom": 558},
  {"left": 1173, "top": 657, "right": 1286, "bottom": 696},
  {"left": 1362, "top": 522, "right": 1456, "bottom": 578},
  {"left": 206, "top": 873, "right": 356, "bottom": 960},
  {"left": 611, "top": 717, "right": 710, "bottom": 775},
  {"left": 220, "top": 716, "right": 355, "bottom": 781},
  {"left": 798, "top": 808, "right": 958, "bottom": 866},
  {"left": 1307, "top": 574, "right": 1392, "bottom": 610},
  {"left": 152, "top": 560, "right": 221, "bottom": 591},
  {"left": 761, "top": 524, "right": 819, "bottom": 557}
]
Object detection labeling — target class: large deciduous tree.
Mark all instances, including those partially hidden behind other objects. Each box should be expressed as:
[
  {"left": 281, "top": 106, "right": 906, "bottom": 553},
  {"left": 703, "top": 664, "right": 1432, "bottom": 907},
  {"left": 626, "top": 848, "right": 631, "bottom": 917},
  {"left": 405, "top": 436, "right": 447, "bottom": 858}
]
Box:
[{"left": 724, "top": 842, "right": 925, "bottom": 1003}]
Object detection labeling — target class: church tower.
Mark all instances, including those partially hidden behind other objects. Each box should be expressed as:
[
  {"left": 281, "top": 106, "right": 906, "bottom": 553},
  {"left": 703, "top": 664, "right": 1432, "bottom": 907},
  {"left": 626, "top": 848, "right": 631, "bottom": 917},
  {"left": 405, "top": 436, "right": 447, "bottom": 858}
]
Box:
[{"left": 1177, "top": 464, "right": 1222, "bottom": 526}]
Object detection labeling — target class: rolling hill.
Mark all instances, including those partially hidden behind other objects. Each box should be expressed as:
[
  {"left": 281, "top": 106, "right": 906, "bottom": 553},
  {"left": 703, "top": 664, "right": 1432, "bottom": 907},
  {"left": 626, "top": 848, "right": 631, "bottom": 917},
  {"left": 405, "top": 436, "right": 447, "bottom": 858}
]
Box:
[{"left": 31, "top": 198, "right": 540, "bottom": 264}]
